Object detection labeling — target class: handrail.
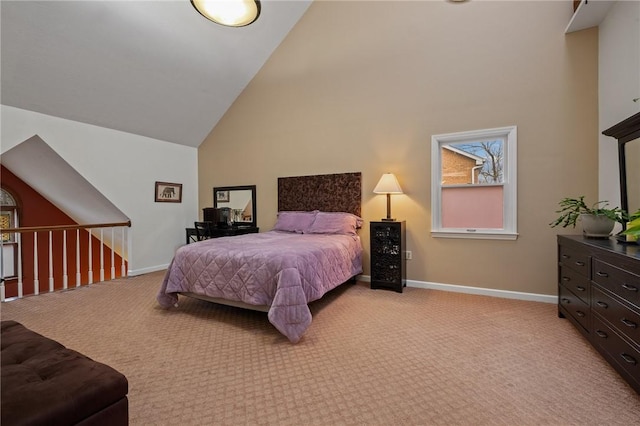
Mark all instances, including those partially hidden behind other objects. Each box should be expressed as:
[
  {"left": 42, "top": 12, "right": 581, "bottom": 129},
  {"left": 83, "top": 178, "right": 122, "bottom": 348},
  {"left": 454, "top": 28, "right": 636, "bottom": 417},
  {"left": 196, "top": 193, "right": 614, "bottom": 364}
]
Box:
[
  {"left": 3, "top": 220, "right": 131, "bottom": 233},
  {"left": 1, "top": 221, "right": 131, "bottom": 301}
]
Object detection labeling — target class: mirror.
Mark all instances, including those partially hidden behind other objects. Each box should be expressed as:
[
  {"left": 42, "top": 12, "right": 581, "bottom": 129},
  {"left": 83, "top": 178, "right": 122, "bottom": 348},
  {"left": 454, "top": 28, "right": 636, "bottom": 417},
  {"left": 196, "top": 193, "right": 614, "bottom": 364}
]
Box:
[
  {"left": 626, "top": 139, "right": 640, "bottom": 216},
  {"left": 603, "top": 112, "right": 640, "bottom": 220},
  {"left": 213, "top": 185, "right": 257, "bottom": 228}
]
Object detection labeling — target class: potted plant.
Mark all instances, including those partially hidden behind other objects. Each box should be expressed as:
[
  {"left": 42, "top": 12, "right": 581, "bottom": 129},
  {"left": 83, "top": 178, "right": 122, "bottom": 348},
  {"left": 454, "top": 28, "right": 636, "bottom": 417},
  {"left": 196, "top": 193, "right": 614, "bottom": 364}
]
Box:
[
  {"left": 621, "top": 209, "right": 640, "bottom": 242},
  {"left": 550, "top": 196, "right": 624, "bottom": 238}
]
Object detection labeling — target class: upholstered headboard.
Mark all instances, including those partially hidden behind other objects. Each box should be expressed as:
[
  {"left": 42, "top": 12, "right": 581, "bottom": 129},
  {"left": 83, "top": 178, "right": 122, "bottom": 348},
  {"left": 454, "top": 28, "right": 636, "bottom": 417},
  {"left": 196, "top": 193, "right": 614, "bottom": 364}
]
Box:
[{"left": 278, "top": 172, "right": 362, "bottom": 217}]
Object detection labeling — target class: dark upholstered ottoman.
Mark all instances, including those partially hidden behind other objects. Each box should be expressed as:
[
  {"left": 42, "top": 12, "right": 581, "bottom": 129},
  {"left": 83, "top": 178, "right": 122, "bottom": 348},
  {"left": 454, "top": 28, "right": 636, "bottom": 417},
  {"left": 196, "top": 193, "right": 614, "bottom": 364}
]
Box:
[{"left": 1, "top": 320, "right": 128, "bottom": 426}]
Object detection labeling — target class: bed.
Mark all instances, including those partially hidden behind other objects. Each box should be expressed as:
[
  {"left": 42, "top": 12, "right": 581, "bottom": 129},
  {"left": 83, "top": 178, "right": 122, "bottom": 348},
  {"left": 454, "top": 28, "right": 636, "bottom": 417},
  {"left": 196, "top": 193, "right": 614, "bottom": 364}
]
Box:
[{"left": 157, "top": 172, "right": 363, "bottom": 343}]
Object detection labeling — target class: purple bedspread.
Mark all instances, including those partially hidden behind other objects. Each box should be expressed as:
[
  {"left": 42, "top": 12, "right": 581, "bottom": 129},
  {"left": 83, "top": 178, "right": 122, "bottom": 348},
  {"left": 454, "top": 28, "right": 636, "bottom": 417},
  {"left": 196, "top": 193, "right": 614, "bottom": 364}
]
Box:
[{"left": 157, "top": 231, "right": 363, "bottom": 342}]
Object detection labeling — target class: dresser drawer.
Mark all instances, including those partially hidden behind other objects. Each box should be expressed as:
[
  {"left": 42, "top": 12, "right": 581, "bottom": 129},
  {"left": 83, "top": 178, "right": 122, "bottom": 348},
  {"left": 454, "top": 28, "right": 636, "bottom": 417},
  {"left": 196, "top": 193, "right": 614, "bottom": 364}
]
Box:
[
  {"left": 592, "top": 316, "right": 640, "bottom": 390},
  {"left": 559, "top": 245, "right": 590, "bottom": 277},
  {"left": 559, "top": 285, "right": 590, "bottom": 332},
  {"left": 557, "top": 236, "right": 640, "bottom": 394},
  {"left": 559, "top": 265, "right": 590, "bottom": 304},
  {"left": 592, "top": 259, "right": 640, "bottom": 309},
  {"left": 592, "top": 285, "right": 640, "bottom": 347}
]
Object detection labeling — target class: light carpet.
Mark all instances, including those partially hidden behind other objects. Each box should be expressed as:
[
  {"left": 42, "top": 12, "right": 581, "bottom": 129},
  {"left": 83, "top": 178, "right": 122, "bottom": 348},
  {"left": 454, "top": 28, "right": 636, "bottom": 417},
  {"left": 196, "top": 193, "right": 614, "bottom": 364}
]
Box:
[{"left": 2, "top": 270, "right": 639, "bottom": 425}]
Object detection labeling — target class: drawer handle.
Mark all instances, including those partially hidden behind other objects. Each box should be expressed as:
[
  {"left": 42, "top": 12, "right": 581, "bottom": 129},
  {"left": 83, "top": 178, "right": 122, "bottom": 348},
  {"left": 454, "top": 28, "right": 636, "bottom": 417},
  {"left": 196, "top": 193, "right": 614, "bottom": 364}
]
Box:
[
  {"left": 576, "top": 286, "right": 585, "bottom": 292},
  {"left": 561, "top": 298, "right": 570, "bottom": 304},
  {"left": 576, "top": 311, "right": 585, "bottom": 318},
  {"left": 621, "top": 283, "right": 638, "bottom": 292},
  {"left": 595, "top": 330, "right": 608, "bottom": 338},
  {"left": 595, "top": 301, "right": 608, "bottom": 309},
  {"left": 562, "top": 276, "right": 571, "bottom": 282},
  {"left": 621, "top": 318, "right": 638, "bottom": 329},
  {"left": 596, "top": 271, "right": 609, "bottom": 278},
  {"left": 561, "top": 254, "right": 570, "bottom": 259},
  {"left": 621, "top": 353, "right": 637, "bottom": 365},
  {"left": 575, "top": 261, "right": 585, "bottom": 267}
]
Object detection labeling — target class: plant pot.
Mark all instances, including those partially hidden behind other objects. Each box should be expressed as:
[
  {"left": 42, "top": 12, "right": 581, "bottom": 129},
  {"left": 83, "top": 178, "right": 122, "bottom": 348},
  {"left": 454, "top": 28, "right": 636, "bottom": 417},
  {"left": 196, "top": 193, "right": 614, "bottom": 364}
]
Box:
[{"left": 579, "top": 214, "right": 615, "bottom": 238}]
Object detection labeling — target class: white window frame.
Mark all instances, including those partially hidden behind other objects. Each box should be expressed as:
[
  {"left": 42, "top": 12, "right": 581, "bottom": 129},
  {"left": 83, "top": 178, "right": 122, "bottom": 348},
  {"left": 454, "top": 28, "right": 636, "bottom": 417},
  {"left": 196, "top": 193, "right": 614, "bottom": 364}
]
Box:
[
  {"left": 431, "top": 125, "right": 518, "bottom": 240},
  {"left": 0, "top": 188, "right": 19, "bottom": 279}
]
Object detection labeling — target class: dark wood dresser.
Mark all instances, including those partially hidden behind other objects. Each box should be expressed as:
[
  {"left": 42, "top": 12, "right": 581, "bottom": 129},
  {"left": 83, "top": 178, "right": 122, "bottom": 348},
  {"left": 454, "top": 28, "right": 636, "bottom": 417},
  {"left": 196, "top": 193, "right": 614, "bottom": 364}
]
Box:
[
  {"left": 185, "top": 226, "right": 258, "bottom": 244},
  {"left": 558, "top": 235, "right": 640, "bottom": 393}
]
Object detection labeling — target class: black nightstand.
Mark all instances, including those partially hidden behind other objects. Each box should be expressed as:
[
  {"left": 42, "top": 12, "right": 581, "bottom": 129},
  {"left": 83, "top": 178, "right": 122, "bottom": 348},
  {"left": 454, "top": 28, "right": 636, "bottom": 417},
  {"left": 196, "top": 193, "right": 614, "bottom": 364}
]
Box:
[
  {"left": 370, "top": 221, "right": 406, "bottom": 293},
  {"left": 185, "top": 226, "right": 259, "bottom": 244}
]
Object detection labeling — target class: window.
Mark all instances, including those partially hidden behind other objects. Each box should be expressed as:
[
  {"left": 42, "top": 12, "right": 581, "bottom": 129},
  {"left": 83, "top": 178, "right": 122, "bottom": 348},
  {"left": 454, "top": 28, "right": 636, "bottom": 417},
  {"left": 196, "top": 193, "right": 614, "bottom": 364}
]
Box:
[
  {"left": 431, "top": 126, "right": 517, "bottom": 240},
  {"left": 1, "top": 188, "right": 19, "bottom": 279}
]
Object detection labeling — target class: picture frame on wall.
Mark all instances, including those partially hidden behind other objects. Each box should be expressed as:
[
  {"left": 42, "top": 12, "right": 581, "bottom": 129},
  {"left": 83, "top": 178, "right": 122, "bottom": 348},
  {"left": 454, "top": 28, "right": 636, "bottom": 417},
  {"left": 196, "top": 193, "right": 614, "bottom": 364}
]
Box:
[
  {"left": 155, "top": 181, "right": 182, "bottom": 203},
  {"left": 216, "top": 190, "right": 230, "bottom": 203}
]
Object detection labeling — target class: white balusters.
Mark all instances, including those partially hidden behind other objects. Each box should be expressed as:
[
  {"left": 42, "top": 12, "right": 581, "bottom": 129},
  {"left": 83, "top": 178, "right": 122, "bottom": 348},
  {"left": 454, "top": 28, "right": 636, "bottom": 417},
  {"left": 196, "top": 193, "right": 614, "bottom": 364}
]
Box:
[
  {"left": 121, "top": 227, "right": 126, "bottom": 277},
  {"left": 88, "top": 230, "right": 93, "bottom": 284},
  {"left": 33, "top": 232, "right": 39, "bottom": 295},
  {"left": 62, "top": 230, "right": 68, "bottom": 290},
  {"left": 2, "top": 223, "right": 130, "bottom": 301},
  {"left": 76, "top": 229, "right": 81, "bottom": 287},
  {"left": 48, "top": 231, "right": 54, "bottom": 292},
  {"left": 110, "top": 227, "right": 115, "bottom": 280},
  {"left": 17, "top": 232, "right": 23, "bottom": 298},
  {"left": 99, "top": 228, "right": 104, "bottom": 282}
]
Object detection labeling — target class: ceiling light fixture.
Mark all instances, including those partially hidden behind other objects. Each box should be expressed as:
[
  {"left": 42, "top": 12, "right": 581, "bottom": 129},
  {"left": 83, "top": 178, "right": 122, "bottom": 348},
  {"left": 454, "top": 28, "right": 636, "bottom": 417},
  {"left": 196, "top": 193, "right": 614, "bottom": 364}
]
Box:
[{"left": 191, "top": 0, "right": 261, "bottom": 27}]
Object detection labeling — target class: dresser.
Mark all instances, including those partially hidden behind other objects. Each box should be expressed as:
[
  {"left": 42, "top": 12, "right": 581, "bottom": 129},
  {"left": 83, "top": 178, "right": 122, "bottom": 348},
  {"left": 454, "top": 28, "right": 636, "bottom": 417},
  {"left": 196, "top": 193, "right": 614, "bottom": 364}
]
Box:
[
  {"left": 370, "top": 221, "right": 406, "bottom": 293},
  {"left": 185, "top": 226, "right": 258, "bottom": 244},
  {"left": 558, "top": 235, "right": 640, "bottom": 393}
]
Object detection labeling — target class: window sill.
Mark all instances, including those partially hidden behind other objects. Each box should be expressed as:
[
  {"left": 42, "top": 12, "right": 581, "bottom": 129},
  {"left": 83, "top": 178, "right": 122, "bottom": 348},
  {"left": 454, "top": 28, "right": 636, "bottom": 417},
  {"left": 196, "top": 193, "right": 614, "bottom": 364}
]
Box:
[{"left": 431, "top": 231, "right": 519, "bottom": 241}]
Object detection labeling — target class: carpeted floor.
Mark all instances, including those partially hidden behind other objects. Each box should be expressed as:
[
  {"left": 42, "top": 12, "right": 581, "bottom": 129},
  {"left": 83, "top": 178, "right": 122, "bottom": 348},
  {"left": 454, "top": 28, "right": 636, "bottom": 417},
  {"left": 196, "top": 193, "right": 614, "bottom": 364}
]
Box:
[{"left": 2, "top": 270, "right": 639, "bottom": 425}]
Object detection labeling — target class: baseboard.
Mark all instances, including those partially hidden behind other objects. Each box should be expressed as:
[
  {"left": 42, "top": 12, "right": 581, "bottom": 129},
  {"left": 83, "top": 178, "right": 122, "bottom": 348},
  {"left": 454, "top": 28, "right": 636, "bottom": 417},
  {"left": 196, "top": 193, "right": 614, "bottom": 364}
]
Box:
[
  {"left": 358, "top": 275, "right": 556, "bottom": 304},
  {"left": 128, "top": 264, "right": 169, "bottom": 277},
  {"left": 125, "top": 270, "right": 556, "bottom": 304}
]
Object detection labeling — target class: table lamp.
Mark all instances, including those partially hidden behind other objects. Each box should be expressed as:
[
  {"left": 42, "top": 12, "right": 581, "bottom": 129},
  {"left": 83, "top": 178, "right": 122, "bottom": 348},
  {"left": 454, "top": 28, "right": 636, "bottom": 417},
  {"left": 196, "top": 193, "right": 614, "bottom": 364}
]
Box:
[{"left": 373, "top": 173, "right": 403, "bottom": 221}]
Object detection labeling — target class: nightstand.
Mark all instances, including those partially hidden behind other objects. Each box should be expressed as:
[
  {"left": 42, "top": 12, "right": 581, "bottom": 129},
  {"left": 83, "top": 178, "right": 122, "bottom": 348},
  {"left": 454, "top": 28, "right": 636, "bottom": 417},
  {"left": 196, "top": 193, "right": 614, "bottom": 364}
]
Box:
[{"left": 370, "top": 221, "right": 406, "bottom": 293}]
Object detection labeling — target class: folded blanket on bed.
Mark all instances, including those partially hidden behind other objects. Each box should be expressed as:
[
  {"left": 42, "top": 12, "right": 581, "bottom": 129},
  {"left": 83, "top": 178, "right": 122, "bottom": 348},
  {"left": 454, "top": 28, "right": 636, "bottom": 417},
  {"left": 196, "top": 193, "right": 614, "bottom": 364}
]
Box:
[{"left": 157, "top": 231, "right": 363, "bottom": 342}]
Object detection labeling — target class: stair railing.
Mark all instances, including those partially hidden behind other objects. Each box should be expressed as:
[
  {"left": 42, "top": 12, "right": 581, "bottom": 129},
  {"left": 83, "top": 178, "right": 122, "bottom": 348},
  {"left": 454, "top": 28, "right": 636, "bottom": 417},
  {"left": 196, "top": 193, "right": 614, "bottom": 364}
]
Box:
[{"left": 0, "top": 221, "right": 131, "bottom": 301}]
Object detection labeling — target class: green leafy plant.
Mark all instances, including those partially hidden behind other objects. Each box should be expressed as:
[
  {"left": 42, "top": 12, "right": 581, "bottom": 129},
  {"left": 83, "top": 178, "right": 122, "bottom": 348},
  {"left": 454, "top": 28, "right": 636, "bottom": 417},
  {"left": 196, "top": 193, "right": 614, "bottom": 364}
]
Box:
[
  {"left": 550, "top": 196, "right": 624, "bottom": 228},
  {"left": 621, "top": 209, "right": 640, "bottom": 240}
]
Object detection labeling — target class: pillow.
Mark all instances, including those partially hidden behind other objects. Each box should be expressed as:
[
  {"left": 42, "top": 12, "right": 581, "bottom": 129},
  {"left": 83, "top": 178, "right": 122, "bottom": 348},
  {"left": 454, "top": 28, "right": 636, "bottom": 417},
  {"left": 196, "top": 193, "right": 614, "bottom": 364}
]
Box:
[
  {"left": 306, "top": 212, "right": 363, "bottom": 235},
  {"left": 273, "top": 211, "right": 318, "bottom": 233}
]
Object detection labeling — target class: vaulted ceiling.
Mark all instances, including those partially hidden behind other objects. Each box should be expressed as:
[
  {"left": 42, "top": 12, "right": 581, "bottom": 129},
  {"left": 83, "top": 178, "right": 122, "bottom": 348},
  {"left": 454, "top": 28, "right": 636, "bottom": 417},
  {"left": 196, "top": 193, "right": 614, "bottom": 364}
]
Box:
[{"left": 1, "top": 0, "right": 311, "bottom": 148}]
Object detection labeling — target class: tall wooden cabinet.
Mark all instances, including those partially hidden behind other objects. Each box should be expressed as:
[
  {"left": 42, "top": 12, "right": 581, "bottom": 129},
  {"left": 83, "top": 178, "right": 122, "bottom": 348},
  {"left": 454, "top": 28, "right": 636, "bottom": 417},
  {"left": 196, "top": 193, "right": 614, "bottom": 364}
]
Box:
[
  {"left": 558, "top": 235, "right": 640, "bottom": 393},
  {"left": 370, "top": 221, "right": 406, "bottom": 293}
]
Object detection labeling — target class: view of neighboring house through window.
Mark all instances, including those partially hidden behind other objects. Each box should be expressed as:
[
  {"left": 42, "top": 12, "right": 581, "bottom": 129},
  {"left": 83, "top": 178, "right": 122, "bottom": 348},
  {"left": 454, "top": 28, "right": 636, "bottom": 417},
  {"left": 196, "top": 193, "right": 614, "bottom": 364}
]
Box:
[
  {"left": 431, "top": 126, "right": 518, "bottom": 240},
  {"left": 1, "top": 188, "right": 19, "bottom": 279}
]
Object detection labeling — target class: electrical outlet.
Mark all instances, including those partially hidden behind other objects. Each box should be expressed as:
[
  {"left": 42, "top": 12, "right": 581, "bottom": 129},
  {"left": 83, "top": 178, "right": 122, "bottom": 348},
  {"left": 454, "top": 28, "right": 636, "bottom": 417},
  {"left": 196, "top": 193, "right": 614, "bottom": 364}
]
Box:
[{"left": 405, "top": 250, "right": 412, "bottom": 260}]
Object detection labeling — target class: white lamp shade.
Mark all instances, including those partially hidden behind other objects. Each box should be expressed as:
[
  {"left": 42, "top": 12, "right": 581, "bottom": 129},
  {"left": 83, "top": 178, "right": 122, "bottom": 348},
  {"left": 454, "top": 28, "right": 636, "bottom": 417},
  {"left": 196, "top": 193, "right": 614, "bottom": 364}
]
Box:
[
  {"left": 373, "top": 173, "right": 403, "bottom": 194},
  {"left": 191, "top": 0, "right": 260, "bottom": 27}
]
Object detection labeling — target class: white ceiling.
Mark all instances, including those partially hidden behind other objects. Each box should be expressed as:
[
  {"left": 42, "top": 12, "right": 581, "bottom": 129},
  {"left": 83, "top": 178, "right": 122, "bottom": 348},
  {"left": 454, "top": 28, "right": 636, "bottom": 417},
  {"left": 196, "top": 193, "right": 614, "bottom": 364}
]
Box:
[{"left": 1, "top": 0, "right": 311, "bottom": 148}]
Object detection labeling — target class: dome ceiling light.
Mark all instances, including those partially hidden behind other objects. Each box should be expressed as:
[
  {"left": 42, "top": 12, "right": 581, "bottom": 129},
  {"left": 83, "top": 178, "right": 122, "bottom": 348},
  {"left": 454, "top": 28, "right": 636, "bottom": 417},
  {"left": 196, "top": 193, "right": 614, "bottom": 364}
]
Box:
[{"left": 191, "top": 0, "right": 261, "bottom": 27}]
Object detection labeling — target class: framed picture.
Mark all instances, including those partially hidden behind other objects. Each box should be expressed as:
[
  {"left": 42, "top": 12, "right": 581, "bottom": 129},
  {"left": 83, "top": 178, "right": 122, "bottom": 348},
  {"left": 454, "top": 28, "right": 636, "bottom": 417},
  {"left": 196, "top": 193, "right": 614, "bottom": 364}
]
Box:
[
  {"left": 155, "top": 181, "right": 182, "bottom": 203},
  {"left": 216, "top": 190, "right": 230, "bottom": 203}
]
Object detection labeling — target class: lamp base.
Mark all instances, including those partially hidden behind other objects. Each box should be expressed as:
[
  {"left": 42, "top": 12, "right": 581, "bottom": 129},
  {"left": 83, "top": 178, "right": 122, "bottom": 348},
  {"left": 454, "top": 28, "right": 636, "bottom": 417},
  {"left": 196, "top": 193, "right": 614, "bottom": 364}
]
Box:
[{"left": 381, "top": 218, "right": 396, "bottom": 221}]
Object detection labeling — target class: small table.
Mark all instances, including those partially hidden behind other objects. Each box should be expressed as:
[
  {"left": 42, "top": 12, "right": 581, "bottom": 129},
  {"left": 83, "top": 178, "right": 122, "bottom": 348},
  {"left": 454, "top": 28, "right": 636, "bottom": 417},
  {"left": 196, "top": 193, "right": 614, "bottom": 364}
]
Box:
[
  {"left": 370, "top": 221, "right": 406, "bottom": 293},
  {"left": 185, "top": 226, "right": 259, "bottom": 244}
]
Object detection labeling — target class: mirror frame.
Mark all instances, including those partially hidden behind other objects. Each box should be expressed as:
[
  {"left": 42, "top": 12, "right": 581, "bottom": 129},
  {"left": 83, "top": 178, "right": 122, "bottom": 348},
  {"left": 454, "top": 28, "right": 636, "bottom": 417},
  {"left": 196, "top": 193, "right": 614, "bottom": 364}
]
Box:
[
  {"left": 213, "top": 185, "right": 257, "bottom": 228},
  {"left": 603, "top": 111, "right": 640, "bottom": 220}
]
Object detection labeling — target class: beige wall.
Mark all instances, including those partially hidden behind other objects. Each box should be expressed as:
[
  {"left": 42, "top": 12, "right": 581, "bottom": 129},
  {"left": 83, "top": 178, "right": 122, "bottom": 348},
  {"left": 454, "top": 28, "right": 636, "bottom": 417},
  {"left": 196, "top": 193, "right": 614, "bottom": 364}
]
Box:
[{"left": 198, "top": 1, "right": 598, "bottom": 296}]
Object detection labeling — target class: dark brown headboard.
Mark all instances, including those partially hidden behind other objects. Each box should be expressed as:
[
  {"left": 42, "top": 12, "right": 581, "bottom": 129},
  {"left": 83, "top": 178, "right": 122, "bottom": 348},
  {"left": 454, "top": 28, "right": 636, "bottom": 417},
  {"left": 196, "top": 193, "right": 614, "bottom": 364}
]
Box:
[{"left": 278, "top": 172, "right": 362, "bottom": 217}]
